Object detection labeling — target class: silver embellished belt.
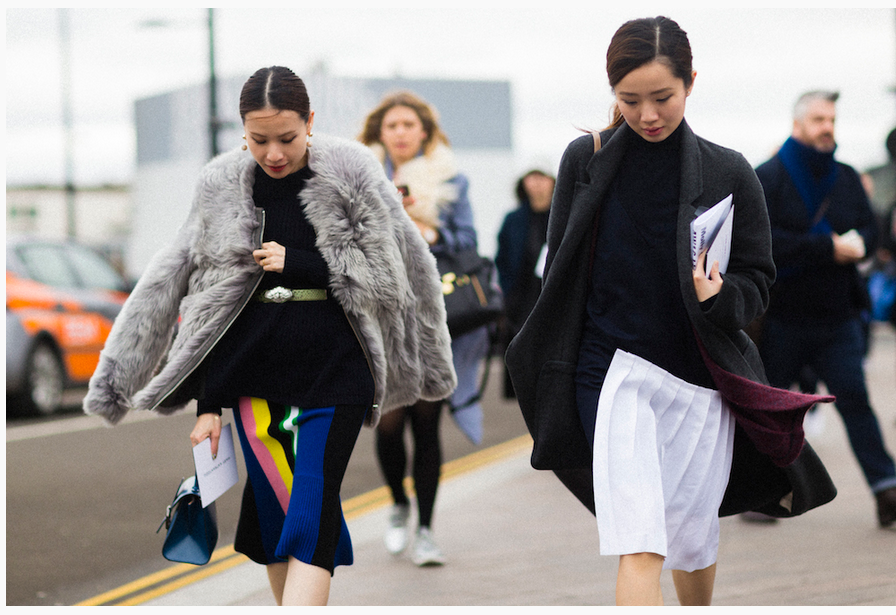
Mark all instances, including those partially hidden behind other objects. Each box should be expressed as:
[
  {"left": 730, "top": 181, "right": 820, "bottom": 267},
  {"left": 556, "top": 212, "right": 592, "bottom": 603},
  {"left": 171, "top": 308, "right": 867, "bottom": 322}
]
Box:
[{"left": 255, "top": 286, "right": 327, "bottom": 303}]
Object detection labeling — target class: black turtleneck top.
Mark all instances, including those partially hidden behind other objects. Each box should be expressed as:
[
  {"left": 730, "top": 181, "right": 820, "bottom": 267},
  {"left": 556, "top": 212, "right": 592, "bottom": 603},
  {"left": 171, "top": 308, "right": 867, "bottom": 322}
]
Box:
[
  {"left": 198, "top": 164, "right": 375, "bottom": 412},
  {"left": 575, "top": 125, "right": 714, "bottom": 431}
]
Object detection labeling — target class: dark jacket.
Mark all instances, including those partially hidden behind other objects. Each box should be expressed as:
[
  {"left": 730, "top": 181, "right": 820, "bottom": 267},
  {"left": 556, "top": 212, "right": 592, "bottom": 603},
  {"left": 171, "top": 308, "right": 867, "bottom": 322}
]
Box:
[
  {"left": 495, "top": 205, "right": 532, "bottom": 298},
  {"left": 496, "top": 202, "right": 548, "bottom": 328},
  {"left": 505, "top": 121, "right": 836, "bottom": 517},
  {"left": 755, "top": 151, "right": 878, "bottom": 322}
]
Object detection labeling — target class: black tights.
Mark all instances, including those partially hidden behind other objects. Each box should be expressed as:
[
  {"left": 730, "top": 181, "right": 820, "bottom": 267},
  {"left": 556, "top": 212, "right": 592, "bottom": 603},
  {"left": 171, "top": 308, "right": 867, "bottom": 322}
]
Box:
[{"left": 375, "top": 400, "right": 443, "bottom": 528}]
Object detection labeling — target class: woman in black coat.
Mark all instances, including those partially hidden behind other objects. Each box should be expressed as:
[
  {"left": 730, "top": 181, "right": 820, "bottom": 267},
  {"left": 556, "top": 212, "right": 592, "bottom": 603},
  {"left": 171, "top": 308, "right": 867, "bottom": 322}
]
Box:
[{"left": 506, "top": 16, "right": 835, "bottom": 606}]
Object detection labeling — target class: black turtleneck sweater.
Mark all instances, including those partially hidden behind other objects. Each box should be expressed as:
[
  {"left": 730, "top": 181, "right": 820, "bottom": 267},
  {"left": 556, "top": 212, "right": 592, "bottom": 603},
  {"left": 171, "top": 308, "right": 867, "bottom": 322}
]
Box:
[
  {"left": 576, "top": 125, "right": 714, "bottom": 423},
  {"left": 199, "top": 164, "right": 375, "bottom": 412}
]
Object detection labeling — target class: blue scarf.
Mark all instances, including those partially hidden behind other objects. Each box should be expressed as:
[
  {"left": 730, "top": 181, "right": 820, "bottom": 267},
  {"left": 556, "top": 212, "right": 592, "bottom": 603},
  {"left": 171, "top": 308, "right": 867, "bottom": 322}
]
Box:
[{"left": 777, "top": 136, "right": 839, "bottom": 235}]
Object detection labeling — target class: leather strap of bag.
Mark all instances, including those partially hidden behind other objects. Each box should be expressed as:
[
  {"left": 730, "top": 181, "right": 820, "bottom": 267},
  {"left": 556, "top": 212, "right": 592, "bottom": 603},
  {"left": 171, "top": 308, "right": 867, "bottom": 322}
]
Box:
[
  {"left": 810, "top": 197, "right": 831, "bottom": 229},
  {"left": 587, "top": 131, "right": 603, "bottom": 275}
]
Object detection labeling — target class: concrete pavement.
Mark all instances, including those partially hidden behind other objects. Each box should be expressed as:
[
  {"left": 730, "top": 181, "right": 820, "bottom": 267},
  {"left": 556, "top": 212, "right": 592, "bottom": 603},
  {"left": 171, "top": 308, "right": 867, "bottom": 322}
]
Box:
[{"left": 132, "top": 326, "right": 896, "bottom": 606}]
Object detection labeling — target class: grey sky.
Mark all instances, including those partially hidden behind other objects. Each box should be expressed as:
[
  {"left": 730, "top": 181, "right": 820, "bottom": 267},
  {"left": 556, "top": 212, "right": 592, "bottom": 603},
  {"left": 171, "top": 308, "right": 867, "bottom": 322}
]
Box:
[{"left": 5, "top": 6, "right": 895, "bottom": 187}]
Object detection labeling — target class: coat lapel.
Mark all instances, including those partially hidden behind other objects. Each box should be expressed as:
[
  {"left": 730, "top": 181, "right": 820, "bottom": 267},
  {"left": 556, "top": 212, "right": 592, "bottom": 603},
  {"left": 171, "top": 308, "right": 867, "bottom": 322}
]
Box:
[
  {"left": 676, "top": 122, "right": 705, "bottom": 315},
  {"left": 678, "top": 121, "right": 704, "bottom": 211}
]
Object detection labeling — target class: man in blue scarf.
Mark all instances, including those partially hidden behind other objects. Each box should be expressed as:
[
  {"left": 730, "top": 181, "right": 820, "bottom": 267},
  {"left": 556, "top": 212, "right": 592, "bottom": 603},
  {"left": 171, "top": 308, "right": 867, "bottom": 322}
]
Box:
[{"left": 755, "top": 90, "right": 896, "bottom": 528}]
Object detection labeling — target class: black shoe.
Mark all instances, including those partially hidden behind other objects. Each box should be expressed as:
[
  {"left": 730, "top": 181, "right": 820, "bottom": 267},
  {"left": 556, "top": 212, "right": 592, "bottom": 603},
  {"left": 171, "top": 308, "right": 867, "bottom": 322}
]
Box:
[{"left": 875, "top": 487, "right": 896, "bottom": 528}]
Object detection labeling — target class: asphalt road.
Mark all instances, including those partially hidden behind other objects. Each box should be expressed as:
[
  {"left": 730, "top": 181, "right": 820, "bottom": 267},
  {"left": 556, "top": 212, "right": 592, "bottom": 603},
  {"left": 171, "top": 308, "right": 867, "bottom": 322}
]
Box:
[{"left": 5, "top": 358, "right": 529, "bottom": 606}]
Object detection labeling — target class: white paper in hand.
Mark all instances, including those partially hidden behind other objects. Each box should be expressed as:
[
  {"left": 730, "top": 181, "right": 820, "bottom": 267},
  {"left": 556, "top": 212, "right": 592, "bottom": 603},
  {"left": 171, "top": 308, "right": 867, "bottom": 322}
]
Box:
[
  {"left": 192, "top": 422, "right": 239, "bottom": 507},
  {"left": 705, "top": 203, "right": 734, "bottom": 275},
  {"left": 691, "top": 194, "right": 734, "bottom": 275}
]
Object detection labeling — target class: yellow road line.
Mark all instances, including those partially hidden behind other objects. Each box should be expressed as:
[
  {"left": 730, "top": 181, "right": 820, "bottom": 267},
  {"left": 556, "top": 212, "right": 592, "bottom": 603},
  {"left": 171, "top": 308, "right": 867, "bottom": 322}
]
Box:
[
  {"left": 77, "top": 434, "right": 532, "bottom": 606},
  {"left": 115, "top": 552, "right": 250, "bottom": 606},
  {"left": 75, "top": 546, "right": 244, "bottom": 606}
]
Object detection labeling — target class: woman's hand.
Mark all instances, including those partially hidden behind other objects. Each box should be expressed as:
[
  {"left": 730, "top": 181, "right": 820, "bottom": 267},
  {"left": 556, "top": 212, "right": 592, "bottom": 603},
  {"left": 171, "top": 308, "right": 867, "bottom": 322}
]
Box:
[
  {"left": 400, "top": 194, "right": 439, "bottom": 244},
  {"left": 253, "top": 241, "right": 286, "bottom": 273},
  {"left": 832, "top": 230, "right": 866, "bottom": 264},
  {"left": 414, "top": 220, "right": 439, "bottom": 245},
  {"left": 693, "top": 251, "right": 723, "bottom": 302},
  {"left": 190, "top": 413, "right": 223, "bottom": 458}
]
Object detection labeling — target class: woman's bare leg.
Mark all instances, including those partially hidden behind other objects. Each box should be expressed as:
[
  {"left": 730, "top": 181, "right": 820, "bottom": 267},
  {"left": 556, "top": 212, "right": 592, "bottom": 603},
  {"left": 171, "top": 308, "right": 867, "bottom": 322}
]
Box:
[
  {"left": 616, "top": 552, "right": 664, "bottom": 605},
  {"left": 266, "top": 558, "right": 330, "bottom": 606},
  {"left": 266, "top": 562, "right": 287, "bottom": 606},
  {"left": 280, "top": 557, "right": 331, "bottom": 606},
  {"left": 672, "top": 563, "right": 716, "bottom": 606}
]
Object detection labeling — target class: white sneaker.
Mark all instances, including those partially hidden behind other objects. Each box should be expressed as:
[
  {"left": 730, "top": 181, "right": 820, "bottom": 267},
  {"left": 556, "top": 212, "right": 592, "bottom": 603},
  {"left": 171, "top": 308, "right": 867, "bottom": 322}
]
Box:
[
  {"left": 804, "top": 406, "right": 826, "bottom": 438},
  {"left": 383, "top": 504, "right": 410, "bottom": 554},
  {"left": 411, "top": 527, "right": 445, "bottom": 566}
]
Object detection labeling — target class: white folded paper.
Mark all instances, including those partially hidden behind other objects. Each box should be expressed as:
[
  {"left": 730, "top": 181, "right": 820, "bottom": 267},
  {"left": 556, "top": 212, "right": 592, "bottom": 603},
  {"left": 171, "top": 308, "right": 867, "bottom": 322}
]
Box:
[
  {"left": 192, "top": 422, "right": 239, "bottom": 508},
  {"left": 691, "top": 193, "right": 734, "bottom": 275}
]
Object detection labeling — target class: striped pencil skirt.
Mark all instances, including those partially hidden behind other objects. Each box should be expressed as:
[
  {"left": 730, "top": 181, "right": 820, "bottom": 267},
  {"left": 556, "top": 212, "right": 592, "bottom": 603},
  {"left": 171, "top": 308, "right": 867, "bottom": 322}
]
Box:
[
  {"left": 231, "top": 397, "right": 368, "bottom": 573},
  {"left": 591, "top": 349, "right": 735, "bottom": 572}
]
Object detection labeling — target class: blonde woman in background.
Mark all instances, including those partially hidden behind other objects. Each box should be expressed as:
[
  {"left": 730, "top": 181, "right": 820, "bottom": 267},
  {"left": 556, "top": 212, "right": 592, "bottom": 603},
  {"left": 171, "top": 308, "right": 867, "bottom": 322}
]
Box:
[{"left": 360, "top": 91, "right": 488, "bottom": 566}]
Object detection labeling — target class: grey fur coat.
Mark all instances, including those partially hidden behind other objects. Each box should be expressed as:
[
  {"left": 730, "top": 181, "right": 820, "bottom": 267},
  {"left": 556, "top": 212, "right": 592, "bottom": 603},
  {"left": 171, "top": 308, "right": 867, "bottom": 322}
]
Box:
[{"left": 83, "top": 135, "right": 457, "bottom": 426}]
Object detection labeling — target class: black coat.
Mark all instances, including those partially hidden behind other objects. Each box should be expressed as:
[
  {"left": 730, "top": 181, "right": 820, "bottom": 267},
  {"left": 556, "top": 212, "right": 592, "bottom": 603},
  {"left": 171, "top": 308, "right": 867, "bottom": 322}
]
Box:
[
  {"left": 506, "top": 121, "right": 836, "bottom": 517},
  {"left": 755, "top": 152, "right": 878, "bottom": 322}
]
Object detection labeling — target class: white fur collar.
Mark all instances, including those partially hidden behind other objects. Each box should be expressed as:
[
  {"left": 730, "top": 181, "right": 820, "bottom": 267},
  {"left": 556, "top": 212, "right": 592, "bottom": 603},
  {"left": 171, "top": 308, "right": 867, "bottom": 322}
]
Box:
[{"left": 368, "top": 142, "right": 459, "bottom": 228}]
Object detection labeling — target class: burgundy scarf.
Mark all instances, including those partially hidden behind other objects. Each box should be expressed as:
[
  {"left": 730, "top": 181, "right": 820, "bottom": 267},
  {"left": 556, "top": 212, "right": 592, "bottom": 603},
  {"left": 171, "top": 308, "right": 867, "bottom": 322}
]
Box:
[{"left": 695, "top": 336, "right": 834, "bottom": 467}]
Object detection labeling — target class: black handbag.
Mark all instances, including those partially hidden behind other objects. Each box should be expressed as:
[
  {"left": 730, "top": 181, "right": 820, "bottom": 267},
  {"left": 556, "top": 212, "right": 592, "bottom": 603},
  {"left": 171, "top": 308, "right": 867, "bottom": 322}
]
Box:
[
  {"left": 435, "top": 249, "right": 504, "bottom": 337},
  {"left": 157, "top": 475, "right": 218, "bottom": 565}
]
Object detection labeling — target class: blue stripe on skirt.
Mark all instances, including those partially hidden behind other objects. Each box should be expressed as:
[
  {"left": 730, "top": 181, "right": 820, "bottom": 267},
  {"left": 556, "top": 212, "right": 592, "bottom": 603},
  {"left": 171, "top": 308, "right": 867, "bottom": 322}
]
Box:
[{"left": 232, "top": 399, "right": 366, "bottom": 572}]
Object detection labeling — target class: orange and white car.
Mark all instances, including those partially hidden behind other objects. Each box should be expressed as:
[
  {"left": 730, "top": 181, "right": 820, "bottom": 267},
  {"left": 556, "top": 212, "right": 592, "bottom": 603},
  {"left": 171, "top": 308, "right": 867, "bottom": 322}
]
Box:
[{"left": 6, "top": 237, "right": 131, "bottom": 416}]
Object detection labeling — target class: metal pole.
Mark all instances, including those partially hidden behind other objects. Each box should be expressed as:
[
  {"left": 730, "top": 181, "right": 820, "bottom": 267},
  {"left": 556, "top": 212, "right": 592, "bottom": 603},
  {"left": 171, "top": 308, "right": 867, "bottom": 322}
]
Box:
[
  {"left": 208, "top": 8, "right": 219, "bottom": 158},
  {"left": 59, "top": 9, "right": 76, "bottom": 238}
]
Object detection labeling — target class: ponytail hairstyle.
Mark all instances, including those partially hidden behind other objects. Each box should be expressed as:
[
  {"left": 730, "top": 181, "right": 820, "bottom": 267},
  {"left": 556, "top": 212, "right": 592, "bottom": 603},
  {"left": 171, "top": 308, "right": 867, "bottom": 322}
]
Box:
[
  {"left": 239, "top": 66, "right": 311, "bottom": 122},
  {"left": 605, "top": 16, "right": 694, "bottom": 129}
]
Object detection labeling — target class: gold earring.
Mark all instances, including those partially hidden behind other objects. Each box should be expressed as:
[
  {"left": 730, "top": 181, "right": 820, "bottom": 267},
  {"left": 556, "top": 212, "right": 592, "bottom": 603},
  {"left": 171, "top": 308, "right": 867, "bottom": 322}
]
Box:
[
  {"left": 241, "top": 135, "right": 247, "bottom": 151},
  {"left": 307, "top": 132, "right": 313, "bottom": 148}
]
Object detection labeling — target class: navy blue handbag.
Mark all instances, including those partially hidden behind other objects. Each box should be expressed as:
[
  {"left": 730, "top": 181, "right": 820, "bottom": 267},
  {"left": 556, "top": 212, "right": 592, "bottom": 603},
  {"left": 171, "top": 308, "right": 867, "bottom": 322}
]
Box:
[{"left": 157, "top": 475, "right": 218, "bottom": 565}]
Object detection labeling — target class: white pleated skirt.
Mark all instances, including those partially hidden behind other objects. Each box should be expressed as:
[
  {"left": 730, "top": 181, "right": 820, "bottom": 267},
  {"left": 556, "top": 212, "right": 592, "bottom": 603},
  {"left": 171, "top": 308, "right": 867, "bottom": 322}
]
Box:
[{"left": 592, "top": 349, "right": 735, "bottom": 572}]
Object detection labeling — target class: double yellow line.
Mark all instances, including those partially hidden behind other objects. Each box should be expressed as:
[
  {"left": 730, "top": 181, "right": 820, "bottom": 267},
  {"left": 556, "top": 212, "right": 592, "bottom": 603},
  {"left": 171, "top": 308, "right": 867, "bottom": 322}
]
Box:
[
  {"left": 77, "top": 434, "right": 532, "bottom": 606},
  {"left": 76, "top": 546, "right": 249, "bottom": 606}
]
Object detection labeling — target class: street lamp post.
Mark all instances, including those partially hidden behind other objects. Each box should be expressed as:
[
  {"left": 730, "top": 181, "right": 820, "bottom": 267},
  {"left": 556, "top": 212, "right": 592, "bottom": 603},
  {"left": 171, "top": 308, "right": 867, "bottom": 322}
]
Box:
[
  {"left": 141, "top": 9, "right": 226, "bottom": 160},
  {"left": 59, "top": 8, "right": 77, "bottom": 239},
  {"left": 207, "top": 8, "right": 220, "bottom": 158}
]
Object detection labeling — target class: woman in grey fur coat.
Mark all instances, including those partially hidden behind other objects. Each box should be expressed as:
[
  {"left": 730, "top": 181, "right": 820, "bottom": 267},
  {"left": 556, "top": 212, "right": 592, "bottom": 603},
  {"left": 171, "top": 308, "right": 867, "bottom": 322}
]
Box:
[{"left": 83, "top": 67, "right": 455, "bottom": 605}]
